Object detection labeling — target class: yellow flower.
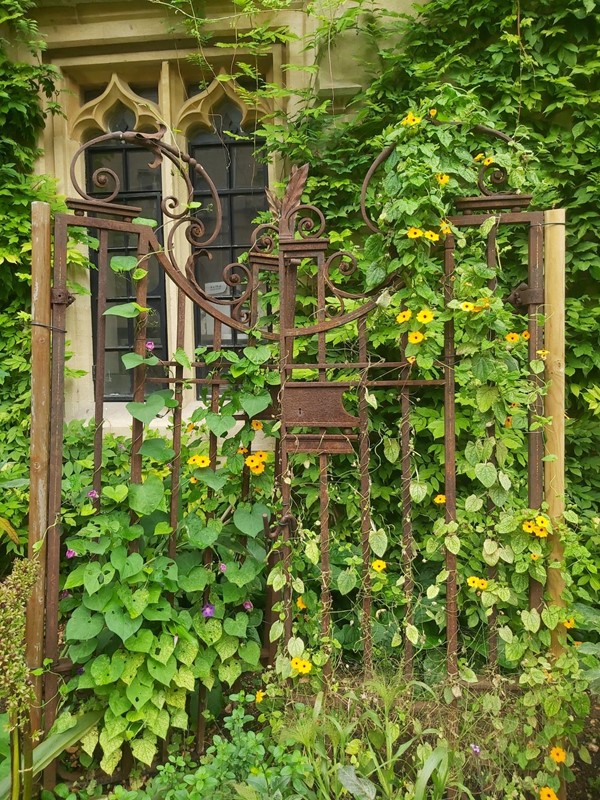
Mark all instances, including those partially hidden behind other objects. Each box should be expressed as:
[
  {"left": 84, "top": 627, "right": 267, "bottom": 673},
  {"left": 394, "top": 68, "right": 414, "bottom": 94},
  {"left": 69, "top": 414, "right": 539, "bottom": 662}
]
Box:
[
  {"left": 250, "top": 463, "right": 265, "bottom": 476},
  {"left": 467, "top": 576, "right": 479, "bottom": 589},
  {"left": 186, "top": 423, "right": 195, "bottom": 432},
  {"left": 255, "top": 689, "right": 265, "bottom": 704},
  {"left": 417, "top": 309, "right": 435, "bottom": 324},
  {"left": 401, "top": 112, "right": 421, "bottom": 126},
  {"left": 245, "top": 455, "right": 260, "bottom": 468},
  {"left": 372, "top": 559, "right": 387, "bottom": 573},
  {"left": 407, "top": 355, "right": 416, "bottom": 364},
  {"left": 237, "top": 446, "right": 248, "bottom": 454},
  {"left": 188, "top": 455, "right": 202, "bottom": 466},
  {"left": 563, "top": 617, "right": 575, "bottom": 629},
  {"left": 251, "top": 419, "right": 263, "bottom": 431},
  {"left": 434, "top": 494, "right": 446, "bottom": 504},
  {"left": 504, "top": 416, "right": 512, "bottom": 428},
  {"left": 255, "top": 451, "right": 268, "bottom": 462},
  {"left": 396, "top": 309, "right": 412, "bottom": 324},
  {"left": 549, "top": 746, "right": 566, "bottom": 763},
  {"left": 407, "top": 227, "right": 423, "bottom": 239},
  {"left": 537, "top": 349, "right": 550, "bottom": 360},
  {"left": 477, "top": 578, "right": 488, "bottom": 591},
  {"left": 197, "top": 456, "right": 210, "bottom": 468},
  {"left": 474, "top": 153, "right": 485, "bottom": 162},
  {"left": 483, "top": 156, "right": 494, "bottom": 166},
  {"left": 505, "top": 332, "right": 520, "bottom": 344},
  {"left": 296, "top": 596, "right": 307, "bottom": 610},
  {"left": 536, "top": 515, "right": 549, "bottom": 529},
  {"left": 530, "top": 552, "right": 540, "bottom": 561},
  {"left": 522, "top": 520, "right": 535, "bottom": 533},
  {"left": 436, "top": 173, "right": 450, "bottom": 186},
  {"left": 290, "top": 657, "right": 303, "bottom": 671},
  {"left": 533, "top": 525, "right": 549, "bottom": 538},
  {"left": 522, "top": 330, "right": 531, "bottom": 340},
  {"left": 440, "top": 222, "right": 452, "bottom": 235},
  {"left": 190, "top": 477, "right": 198, "bottom": 485},
  {"left": 424, "top": 230, "right": 440, "bottom": 242},
  {"left": 461, "top": 302, "right": 475, "bottom": 312},
  {"left": 429, "top": 108, "right": 437, "bottom": 117},
  {"left": 540, "top": 788, "right": 559, "bottom": 800},
  {"left": 408, "top": 331, "right": 425, "bottom": 344},
  {"left": 298, "top": 659, "right": 312, "bottom": 674}
]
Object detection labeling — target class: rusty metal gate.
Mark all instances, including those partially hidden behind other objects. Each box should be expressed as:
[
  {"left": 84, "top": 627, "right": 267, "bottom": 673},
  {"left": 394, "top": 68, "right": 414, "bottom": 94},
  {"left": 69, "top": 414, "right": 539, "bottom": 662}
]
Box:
[{"left": 27, "top": 124, "right": 566, "bottom": 781}]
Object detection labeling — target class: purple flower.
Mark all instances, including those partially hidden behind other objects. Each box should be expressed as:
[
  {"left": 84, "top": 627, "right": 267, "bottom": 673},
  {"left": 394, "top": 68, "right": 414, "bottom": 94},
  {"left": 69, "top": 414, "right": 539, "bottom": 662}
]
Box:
[
  {"left": 219, "top": 563, "right": 227, "bottom": 573},
  {"left": 76, "top": 667, "right": 84, "bottom": 675},
  {"left": 59, "top": 590, "right": 70, "bottom": 600},
  {"left": 87, "top": 489, "right": 99, "bottom": 499},
  {"left": 65, "top": 548, "right": 77, "bottom": 559},
  {"left": 145, "top": 341, "right": 155, "bottom": 352},
  {"left": 243, "top": 600, "right": 254, "bottom": 612},
  {"left": 202, "top": 603, "right": 216, "bottom": 618},
  {"left": 470, "top": 744, "right": 481, "bottom": 755}
]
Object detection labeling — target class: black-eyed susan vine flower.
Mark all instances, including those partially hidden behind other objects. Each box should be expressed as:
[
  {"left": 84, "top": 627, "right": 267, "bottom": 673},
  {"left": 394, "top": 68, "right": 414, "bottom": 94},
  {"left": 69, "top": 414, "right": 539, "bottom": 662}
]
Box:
[
  {"left": 291, "top": 657, "right": 312, "bottom": 674},
  {"left": 505, "top": 332, "right": 520, "bottom": 344},
  {"left": 255, "top": 689, "right": 265, "bottom": 703},
  {"left": 296, "top": 596, "right": 307, "bottom": 610},
  {"left": 530, "top": 552, "right": 540, "bottom": 561},
  {"left": 436, "top": 173, "right": 450, "bottom": 186},
  {"left": 396, "top": 309, "right": 412, "bottom": 323},
  {"left": 290, "top": 657, "right": 303, "bottom": 671},
  {"left": 401, "top": 112, "right": 421, "bottom": 126},
  {"left": 537, "top": 349, "right": 550, "bottom": 360},
  {"left": 408, "top": 331, "right": 425, "bottom": 344},
  {"left": 188, "top": 454, "right": 210, "bottom": 468},
  {"left": 477, "top": 578, "right": 488, "bottom": 591},
  {"left": 251, "top": 419, "right": 263, "bottom": 431},
  {"left": 467, "top": 576, "right": 479, "bottom": 589},
  {"left": 407, "top": 355, "right": 416, "bottom": 364},
  {"left": 483, "top": 156, "right": 494, "bottom": 166},
  {"left": 372, "top": 560, "right": 387, "bottom": 572},
  {"left": 255, "top": 450, "right": 268, "bottom": 462},
  {"left": 440, "top": 222, "right": 452, "bottom": 235},
  {"left": 522, "top": 330, "right": 531, "bottom": 340},
  {"left": 562, "top": 617, "right": 575, "bottom": 629},
  {"left": 434, "top": 494, "right": 446, "bottom": 504},
  {"left": 416, "top": 309, "right": 435, "bottom": 323},
  {"left": 474, "top": 153, "right": 484, "bottom": 162},
  {"left": 461, "top": 302, "right": 475, "bottom": 312},
  {"left": 523, "top": 520, "right": 535, "bottom": 533},
  {"left": 533, "top": 526, "right": 548, "bottom": 538},
  {"left": 407, "top": 227, "right": 423, "bottom": 239},
  {"left": 429, "top": 108, "right": 437, "bottom": 117},
  {"left": 549, "top": 746, "right": 566, "bottom": 763},
  {"left": 237, "top": 446, "right": 248, "bottom": 454},
  {"left": 540, "top": 788, "right": 559, "bottom": 800},
  {"left": 424, "top": 230, "right": 440, "bottom": 242}
]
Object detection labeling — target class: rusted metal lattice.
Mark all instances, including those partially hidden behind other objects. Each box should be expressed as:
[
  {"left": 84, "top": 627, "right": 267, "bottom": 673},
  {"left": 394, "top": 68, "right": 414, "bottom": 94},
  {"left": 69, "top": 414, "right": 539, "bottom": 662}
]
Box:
[{"left": 28, "top": 124, "right": 562, "bottom": 782}]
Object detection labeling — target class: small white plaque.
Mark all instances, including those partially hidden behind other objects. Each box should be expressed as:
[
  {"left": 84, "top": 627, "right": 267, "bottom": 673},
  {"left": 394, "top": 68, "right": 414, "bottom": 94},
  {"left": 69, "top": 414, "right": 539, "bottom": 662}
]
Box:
[{"left": 205, "top": 281, "right": 227, "bottom": 296}]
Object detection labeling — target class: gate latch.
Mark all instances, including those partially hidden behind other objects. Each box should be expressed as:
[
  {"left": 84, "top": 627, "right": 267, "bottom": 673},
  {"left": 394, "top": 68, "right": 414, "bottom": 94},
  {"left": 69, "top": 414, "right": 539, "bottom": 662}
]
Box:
[
  {"left": 506, "top": 282, "right": 543, "bottom": 311},
  {"left": 51, "top": 287, "right": 75, "bottom": 307}
]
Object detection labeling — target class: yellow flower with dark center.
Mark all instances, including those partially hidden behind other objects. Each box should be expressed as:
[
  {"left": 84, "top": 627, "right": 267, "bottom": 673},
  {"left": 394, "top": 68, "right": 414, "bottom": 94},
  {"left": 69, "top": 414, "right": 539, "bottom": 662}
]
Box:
[
  {"left": 255, "top": 451, "right": 268, "bottom": 462},
  {"left": 245, "top": 455, "right": 260, "bottom": 469},
  {"left": 237, "top": 446, "right": 248, "bottom": 454},
  {"left": 251, "top": 419, "right": 263, "bottom": 431},
  {"left": 190, "top": 477, "right": 198, "bottom": 485},
  {"left": 549, "top": 746, "right": 566, "bottom": 763},
  {"left": 505, "top": 332, "right": 520, "bottom": 344},
  {"left": 533, "top": 526, "right": 549, "bottom": 538},
  {"left": 530, "top": 553, "right": 540, "bottom": 561},
  {"left": 424, "top": 230, "right": 440, "bottom": 242},
  {"left": 467, "top": 576, "right": 479, "bottom": 589},
  {"left": 474, "top": 153, "right": 485, "bottom": 162},
  {"left": 537, "top": 349, "right": 550, "bottom": 360},
  {"left": 563, "top": 617, "right": 575, "bottom": 629},
  {"left": 408, "top": 331, "right": 425, "bottom": 344},
  {"left": 477, "top": 578, "right": 488, "bottom": 591},
  {"left": 298, "top": 659, "right": 312, "bottom": 674},
  {"left": 540, "top": 788, "right": 559, "bottom": 800},
  {"left": 461, "top": 302, "right": 475, "bottom": 312},
  {"left": 522, "top": 330, "right": 531, "bottom": 340},
  {"left": 407, "top": 355, "right": 416, "bottom": 364},
  {"left": 536, "top": 515, "right": 549, "bottom": 529},
  {"left": 407, "top": 227, "right": 423, "bottom": 239},
  {"left": 436, "top": 173, "right": 450, "bottom": 186},
  {"left": 296, "top": 596, "right": 307, "bottom": 610},
  {"left": 504, "top": 416, "right": 512, "bottom": 428},
  {"left": 523, "top": 520, "right": 535, "bottom": 533},
  {"left": 440, "top": 222, "right": 452, "bottom": 235},
  {"left": 250, "top": 463, "right": 265, "bottom": 476},
  {"left": 417, "top": 309, "right": 435, "bottom": 324},
  {"left": 434, "top": 494, "right": 446, "bottom": 504},
  {"left": 396, "top": 309, "right": 412, "bottom": 324},
  {"left": 372, "top": 560, "right": 387, "bottom": 573},
  {"left": 401, "top": 112, "right": 421, "bottom": 126},
  {"left": 255, "top": 690, "right": 265, "bottom": 704},
  {"left": 290, "top": 657, "right": 303, "bottom": 671},
  {"left": 429, "top": 108, "right": 437, "bottom": 117},
  {"left": 187, "top": 455, "right": 202, "bottom": 466},
  {"left": 483, "top": 157, "right": 494, "bottom": 166},
  {"left": 197, "top": 456, "right": 210, "bottom": 468}
]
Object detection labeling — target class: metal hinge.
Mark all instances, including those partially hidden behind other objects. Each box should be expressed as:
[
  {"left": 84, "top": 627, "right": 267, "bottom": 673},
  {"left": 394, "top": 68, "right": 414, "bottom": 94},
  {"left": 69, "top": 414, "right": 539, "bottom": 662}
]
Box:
[
  {"left": 506, "top": 282, "right": 544, "bottom": 311},
  {"left": 51, "top": 287, "right": 75, "bottom": 307}
]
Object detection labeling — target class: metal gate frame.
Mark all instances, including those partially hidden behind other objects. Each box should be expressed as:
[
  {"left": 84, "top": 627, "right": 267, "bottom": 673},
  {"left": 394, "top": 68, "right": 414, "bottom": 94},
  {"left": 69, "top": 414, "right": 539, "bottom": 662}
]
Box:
[{"left": 27, "top": 124, "right": 566, "bottom": 782}]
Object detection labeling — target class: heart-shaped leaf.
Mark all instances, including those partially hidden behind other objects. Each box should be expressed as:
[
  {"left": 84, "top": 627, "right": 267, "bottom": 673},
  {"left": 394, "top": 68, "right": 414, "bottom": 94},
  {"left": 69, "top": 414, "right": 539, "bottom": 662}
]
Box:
[
  {"left": 239, "top": 392, "right": 271, "bottom": 418},
  {"left": 126, "top": 392, "right": 167, "bottom": 425},
  {"left": 129, "top": 475, "right": 164, "bottom": 516},
  {"left": 233, "top": 503, "right": 270, "bottom": 537}
]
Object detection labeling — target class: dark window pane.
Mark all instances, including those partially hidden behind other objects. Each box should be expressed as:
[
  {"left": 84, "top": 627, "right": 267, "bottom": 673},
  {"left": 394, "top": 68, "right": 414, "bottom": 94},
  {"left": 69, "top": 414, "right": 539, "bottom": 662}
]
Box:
[
  {"left": 195, "top": 202, "right": 230, "bottom": 248},
  {"left": 105, "top": 101, "right": 136, "bottom": 133},
  {"left": 127, "top": 150, "right": 161, "bottom": 192},
  {"left": 196, "top": 248, "right": 232, "bottom": 290},
  {"left": 105, "top": 310, "right": 133, "bottom": 348},
  {"left": 232, "top": 195, "right": 264, "bottom": 245},
  {"left": 105, "top": 351, "right": 132, "bottom": 398},
  {"left": 88, "top": 150, "right": 124, "bottom": 195},
  {"left": 191, "top": 145, "right": 228, "bottom": 190},
  {"left": 233, "top": 144, "right": 265, "bottom": 189}
]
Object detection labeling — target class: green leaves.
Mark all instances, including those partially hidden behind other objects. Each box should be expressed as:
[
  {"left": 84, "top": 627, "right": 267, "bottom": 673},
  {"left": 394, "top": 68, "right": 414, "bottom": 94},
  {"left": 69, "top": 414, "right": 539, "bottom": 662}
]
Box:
[
  {"left": 128, "top": 474, "right": 165, "bottom": 516},
  {"left": 475, "top": 462, "right": 497, "bottom": 488},
  {"left": 65, "top": 607, "right": 104, "bottom": 641},
  {"left": 239, "top": 391, "right": 271, "bottom": 418},
  {"left": 104, "top": 302, "right": 149, "bottom": 318},
  {"left": 126, "top": 391, "right": 175, "bottom": 425},
  {"left": 233, "top": 503, "right": 270, "bottom": 537}
]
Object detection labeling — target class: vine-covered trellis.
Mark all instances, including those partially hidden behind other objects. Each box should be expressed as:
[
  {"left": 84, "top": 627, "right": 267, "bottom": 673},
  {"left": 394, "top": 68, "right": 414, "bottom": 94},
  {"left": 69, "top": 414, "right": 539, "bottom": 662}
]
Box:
[{"left": 27, "top": 121, "right": 566, "bottom": 788}]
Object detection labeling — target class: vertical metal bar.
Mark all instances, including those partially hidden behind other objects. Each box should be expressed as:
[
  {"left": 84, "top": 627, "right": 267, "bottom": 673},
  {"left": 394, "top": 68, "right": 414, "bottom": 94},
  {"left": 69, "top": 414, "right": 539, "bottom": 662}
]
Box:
[
  {"left": 400, "top": 388, "right": 414, "bottom": 680},
  {"left": 319, "top": 452, "right": 332, "bottom": 677},
  {"left": 486, "top": 225, "right": 499, "bottom": 667},
  {"left": 528, "top": 216, "right": 545, "bottom": 610},
  {"left": 168, "top": 288, "right": 185, "bottom": 559},
  {"left": 42, "top": 216, "right": 70, "bottom": 789},
  {"left": 357, "top": 316, "right": 373, "bottom": 673},
  {"left": 27, "top": 202, "right": 52, "bottom": 736},
  {"left": 443, "top": 236, "right": 458, "bottom": 679},
  {"left": 91, "top": 228, "right": 109, "bottom": 505}
]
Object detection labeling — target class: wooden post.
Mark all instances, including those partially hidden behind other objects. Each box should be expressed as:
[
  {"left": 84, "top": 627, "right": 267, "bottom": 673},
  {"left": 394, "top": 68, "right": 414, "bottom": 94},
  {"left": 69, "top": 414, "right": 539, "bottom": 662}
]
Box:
[{"left": 26, "top": 201, "right": 52, "bottom": 737}]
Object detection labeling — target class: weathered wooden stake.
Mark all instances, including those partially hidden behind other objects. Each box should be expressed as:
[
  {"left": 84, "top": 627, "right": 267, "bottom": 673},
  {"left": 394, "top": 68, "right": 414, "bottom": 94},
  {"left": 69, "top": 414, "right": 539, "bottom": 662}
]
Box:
[{"left": 26, "top": 201, "right": 52, "bottom": 736}]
